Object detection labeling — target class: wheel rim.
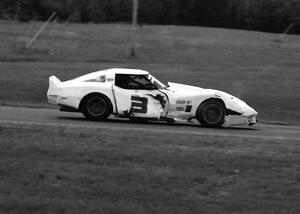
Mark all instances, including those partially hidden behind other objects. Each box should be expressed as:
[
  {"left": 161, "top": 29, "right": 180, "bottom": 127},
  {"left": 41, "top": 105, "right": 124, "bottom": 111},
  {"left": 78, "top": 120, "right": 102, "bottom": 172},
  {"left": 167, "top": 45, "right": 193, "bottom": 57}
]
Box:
[
  {"left": 202, "top": 104, "right": 223, "bottom": 124},
  {"left": 86, "top": 97, "right": 107, "bottom": 116}
]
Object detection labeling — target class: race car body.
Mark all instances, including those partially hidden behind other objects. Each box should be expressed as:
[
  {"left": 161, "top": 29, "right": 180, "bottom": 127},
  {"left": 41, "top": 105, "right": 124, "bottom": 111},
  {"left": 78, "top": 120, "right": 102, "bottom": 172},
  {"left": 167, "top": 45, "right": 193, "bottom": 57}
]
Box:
[{"left": 47, "top": 68, "right": 257, "bottom": 127}]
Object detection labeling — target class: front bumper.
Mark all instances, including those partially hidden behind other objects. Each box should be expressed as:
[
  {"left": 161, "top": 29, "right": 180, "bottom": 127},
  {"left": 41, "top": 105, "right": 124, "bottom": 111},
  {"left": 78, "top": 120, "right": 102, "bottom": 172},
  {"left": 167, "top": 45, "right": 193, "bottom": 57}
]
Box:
[{"left": 224, "top": 114, "right": 257, "bottom": 127}]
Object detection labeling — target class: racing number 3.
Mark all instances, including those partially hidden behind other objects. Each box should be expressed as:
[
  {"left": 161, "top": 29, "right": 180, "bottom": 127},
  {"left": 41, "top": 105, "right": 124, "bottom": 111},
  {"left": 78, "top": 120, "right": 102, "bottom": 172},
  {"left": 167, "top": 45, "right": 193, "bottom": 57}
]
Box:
[{"left": 131, "top": 96, "right": 148, "bottom": 113}]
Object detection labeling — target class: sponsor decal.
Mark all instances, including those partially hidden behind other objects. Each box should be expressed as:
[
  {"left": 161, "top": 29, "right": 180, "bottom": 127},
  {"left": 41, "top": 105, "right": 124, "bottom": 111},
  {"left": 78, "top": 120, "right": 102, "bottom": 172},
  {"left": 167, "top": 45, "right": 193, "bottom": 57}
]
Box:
[
  {"left": 185, "top": 105, "right": 192, "bottom": 112},
  {"left": 176, "top": 100, "right": 186, "bottom": 104},
  {"left": 176, "top": 106, "right": 185, "bottom": 111}
]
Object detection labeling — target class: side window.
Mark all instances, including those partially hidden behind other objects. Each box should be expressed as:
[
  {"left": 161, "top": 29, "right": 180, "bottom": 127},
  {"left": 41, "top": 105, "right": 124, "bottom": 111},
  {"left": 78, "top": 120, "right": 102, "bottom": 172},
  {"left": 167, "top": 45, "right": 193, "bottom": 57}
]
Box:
[
  {"left": 115, "top": 74, "right": 132, "bottom": 89},
  {"left": 115, "top": 74, "right": 157, "bottom": 90}
]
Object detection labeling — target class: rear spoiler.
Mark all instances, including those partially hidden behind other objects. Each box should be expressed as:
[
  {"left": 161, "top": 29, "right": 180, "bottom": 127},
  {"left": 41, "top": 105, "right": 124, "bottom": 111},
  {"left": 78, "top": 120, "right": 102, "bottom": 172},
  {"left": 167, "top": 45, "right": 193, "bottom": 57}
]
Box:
[
  {"left": 49, "top": 76, "right": 60, "bottom": 86},
  {"left": 47, "top": 76, "right": 61, "bottom": 94}
]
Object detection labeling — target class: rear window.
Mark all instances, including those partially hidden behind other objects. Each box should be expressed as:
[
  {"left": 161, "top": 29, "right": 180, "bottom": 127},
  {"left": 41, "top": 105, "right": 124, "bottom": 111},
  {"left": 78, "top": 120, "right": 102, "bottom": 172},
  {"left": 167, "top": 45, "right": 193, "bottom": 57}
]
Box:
[{"left": 84, "top": 75, "right": 106, "bottom": 83}]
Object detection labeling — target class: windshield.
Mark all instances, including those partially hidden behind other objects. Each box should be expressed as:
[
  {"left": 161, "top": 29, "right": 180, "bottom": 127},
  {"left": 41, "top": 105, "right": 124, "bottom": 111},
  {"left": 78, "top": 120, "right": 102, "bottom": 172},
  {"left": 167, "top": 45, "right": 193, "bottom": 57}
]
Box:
[{"left": 147, "top": 74, "right": 166, "bottom": 89}]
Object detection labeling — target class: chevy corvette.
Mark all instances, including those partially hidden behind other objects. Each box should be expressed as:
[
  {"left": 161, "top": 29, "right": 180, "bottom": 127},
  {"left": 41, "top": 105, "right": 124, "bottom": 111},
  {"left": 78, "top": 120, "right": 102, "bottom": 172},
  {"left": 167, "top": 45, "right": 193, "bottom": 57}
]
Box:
[{"left": 47, "top": 68, "right": 257, "bottom": 128}]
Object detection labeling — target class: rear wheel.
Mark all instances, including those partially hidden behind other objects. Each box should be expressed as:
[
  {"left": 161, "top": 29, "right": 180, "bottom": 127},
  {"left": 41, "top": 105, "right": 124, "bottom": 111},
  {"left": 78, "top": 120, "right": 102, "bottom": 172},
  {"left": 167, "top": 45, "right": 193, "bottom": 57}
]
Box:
[
  {"left": 81, "top": 95, "right": 112, "bottom": 120},
  {"left": 196, "top": 99, "right": 225, "bottom": 128}
]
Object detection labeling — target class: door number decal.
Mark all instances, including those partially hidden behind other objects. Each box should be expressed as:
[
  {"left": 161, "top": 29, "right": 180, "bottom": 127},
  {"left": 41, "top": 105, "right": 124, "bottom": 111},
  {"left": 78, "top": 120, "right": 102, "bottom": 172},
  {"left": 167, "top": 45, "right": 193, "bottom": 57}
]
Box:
[{"left": 131, "top": 96, "right": 148, "bottom": 113}]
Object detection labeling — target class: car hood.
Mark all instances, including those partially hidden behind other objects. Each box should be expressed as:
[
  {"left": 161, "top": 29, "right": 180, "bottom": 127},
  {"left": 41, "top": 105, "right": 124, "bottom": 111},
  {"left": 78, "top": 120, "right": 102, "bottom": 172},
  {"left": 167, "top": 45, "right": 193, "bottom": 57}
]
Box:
[
  {"left": 168, "top": 82, "right": 258, "bottom": 116},
  {"left": 168, "top": 82, "right": 221, "bottom": 95}
]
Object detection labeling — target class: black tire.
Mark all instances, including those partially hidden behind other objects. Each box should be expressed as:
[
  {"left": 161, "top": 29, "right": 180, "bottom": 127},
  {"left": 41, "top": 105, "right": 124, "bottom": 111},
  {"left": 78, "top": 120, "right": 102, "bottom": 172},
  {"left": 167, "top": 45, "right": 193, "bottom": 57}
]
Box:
[
  {"left": 81, "top": 94, "right": 112, "bottom": 120},
  {"left": 196, "top": 99, "right": 225, "bottom": 128}
]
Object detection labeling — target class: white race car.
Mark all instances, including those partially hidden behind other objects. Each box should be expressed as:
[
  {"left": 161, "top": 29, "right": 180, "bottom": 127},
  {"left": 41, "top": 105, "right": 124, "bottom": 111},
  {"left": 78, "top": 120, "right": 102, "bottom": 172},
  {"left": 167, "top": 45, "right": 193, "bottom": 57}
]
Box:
[{"left": 47, "top": 68, "right": 257, "bottom": 127}]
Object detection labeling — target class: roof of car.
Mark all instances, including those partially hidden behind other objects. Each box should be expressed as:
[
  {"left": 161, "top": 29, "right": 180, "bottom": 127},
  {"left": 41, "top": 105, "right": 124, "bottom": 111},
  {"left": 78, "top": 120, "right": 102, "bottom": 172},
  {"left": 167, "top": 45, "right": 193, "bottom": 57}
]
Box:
[
  {"left": 72, "top": 68, "right": 149, "bottom": 82},
  {"left": 109, "top": 68, "right": 149, "bottom": 75},
  {"left": 94, "top": 68, "right": 149, "bottom": 76}
]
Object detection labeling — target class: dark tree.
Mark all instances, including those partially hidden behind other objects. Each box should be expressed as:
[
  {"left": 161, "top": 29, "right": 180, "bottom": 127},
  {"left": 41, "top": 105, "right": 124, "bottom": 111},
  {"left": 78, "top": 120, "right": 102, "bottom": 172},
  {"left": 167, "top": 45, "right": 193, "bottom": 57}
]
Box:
[{"left": 0, "top": 0, "right": 299, "bottom": 34}]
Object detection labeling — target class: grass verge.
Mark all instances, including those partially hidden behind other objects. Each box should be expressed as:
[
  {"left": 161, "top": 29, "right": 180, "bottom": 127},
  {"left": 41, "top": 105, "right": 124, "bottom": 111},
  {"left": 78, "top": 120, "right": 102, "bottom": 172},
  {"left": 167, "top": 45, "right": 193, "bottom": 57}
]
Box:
[{"left": 0, "top": 124, "right": 299, "bottom": 214}]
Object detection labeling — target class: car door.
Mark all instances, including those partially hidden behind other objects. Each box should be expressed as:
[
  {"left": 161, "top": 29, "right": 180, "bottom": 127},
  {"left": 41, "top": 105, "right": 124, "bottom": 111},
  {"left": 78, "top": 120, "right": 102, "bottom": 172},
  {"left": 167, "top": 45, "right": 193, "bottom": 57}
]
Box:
[
  {"left": 112, "top": 74, "right": 168, "bottom": 118},
  {"left": 160, "top": 86, "right": 196, "bottom": 120}
]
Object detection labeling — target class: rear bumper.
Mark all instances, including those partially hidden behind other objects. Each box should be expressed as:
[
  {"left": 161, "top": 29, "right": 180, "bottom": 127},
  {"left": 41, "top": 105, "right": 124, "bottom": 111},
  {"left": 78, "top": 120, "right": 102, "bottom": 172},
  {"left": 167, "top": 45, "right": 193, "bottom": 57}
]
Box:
[
  {"left": 47, "top": 95, "right": 59, "bottom": 104},
  {"left": 47, "top": 94, "right": 81, "bottom": 111}
]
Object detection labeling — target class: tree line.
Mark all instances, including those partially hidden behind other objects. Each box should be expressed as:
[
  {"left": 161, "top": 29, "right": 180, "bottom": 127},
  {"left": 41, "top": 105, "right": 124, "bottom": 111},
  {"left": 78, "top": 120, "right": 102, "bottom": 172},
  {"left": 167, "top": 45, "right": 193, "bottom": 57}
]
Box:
[{"left": 1, "top": 0, "right": 300, "bottom": 34}]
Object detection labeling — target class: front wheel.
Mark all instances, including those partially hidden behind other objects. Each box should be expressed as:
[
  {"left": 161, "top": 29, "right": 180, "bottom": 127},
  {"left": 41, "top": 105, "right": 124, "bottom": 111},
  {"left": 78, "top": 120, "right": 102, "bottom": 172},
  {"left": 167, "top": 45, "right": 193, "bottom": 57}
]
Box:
[
  {"left": 196, "top": 99, "right": 225, "bottom": 128},
  {"left": 81, "top": 95, "right": 112, "bottom": 120}
]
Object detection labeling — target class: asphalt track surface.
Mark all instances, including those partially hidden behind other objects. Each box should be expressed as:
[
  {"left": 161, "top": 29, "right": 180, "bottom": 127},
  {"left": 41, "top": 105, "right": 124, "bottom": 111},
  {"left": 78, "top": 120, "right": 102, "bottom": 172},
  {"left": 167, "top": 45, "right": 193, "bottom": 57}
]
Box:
[{"left": 0, "top": 106, "right": 299, "bottom": 142}]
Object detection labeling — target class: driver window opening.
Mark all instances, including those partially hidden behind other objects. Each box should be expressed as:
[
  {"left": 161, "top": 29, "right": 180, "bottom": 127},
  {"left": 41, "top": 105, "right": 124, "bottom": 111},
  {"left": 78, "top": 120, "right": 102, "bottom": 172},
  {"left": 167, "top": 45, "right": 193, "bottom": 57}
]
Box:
[{"left": 115, "top": 74, "right": 157, "bottom": 90}]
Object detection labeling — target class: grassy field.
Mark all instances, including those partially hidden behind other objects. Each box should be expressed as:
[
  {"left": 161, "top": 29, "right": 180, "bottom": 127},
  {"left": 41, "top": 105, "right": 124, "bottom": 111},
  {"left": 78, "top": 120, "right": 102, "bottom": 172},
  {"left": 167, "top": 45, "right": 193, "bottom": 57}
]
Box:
[
  {"left": 1, "top": 21, "right": 300, "bottom": 213},
  {"left": 0, "top": 20, "right": 300, "bottom": 123},
  {"left": 0, "top": 123, "right": 299, "bottom": 214}
]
